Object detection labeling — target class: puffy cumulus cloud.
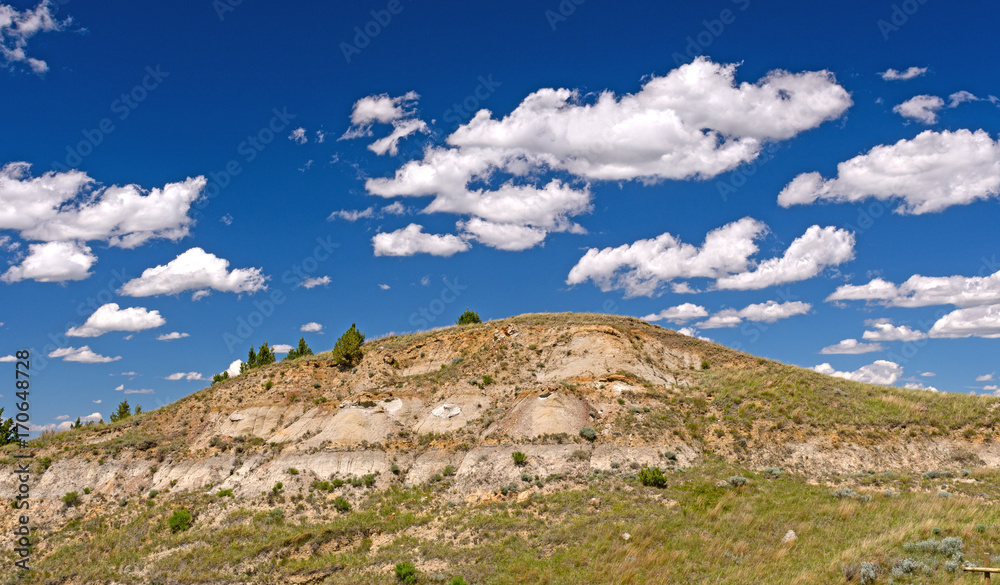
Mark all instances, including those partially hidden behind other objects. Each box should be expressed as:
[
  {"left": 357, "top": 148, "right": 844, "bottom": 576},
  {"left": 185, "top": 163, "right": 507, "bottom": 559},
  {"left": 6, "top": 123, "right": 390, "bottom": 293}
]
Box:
[
  {"left": 67, "top": 303, "right": 166, "bottom": 337},
  {"left": 676, "top": 327, "right": 713, "bottom": 342},
  {"left": 642, "top": 303, "right": 708, "bottom": 324},
  {"left": 119, "top": 248, "right": 267, "bottom": 298},
  {"left": 288, "top": 127, "right": 307, "bottom": 144},
  {"left": 448, "top": 57, "right": 851, "bottom": 181},
  {"left": 567, "top": 218, "right": 850, "bottom": 297},
  {"left": 0, "top": 163, "right": 207, "bottom": 248},
  {"left": 0, "top": 1, "right": 70, "bottom": 74},
  {"left": 364, "top": 59, "right": 849, "bottom": 254},
  {"left": 378, "top": 283, "right": 390, "bottom": 290},
  {"left": 165, "top": 372, "right": 204, "bottom": 381},
  {"left": 893, "top": 95, "right": 944, "bottom": 124},
  {"left": 156, "top": 332, "right": 189, "bottom": 341},
  {"left": 827, "top": 269, "right": 1000, "bottom": 309},
  {"left": 341, "top": 92, "right": 427, "bottom": 155},
  {"left": 778, "top": 129, "right": 1000, "bottom": 214},
  {"left": 819, "top": 339, "right": 884, "bottom": 354},
  {"left": 299, "top": 276, "right": 331, "bottom": 289},
  {"left": 372, "top": 224, "right": 471, "bottom": 257},
  {"left": 928, "top": 304, "right": 1000, "bottom": 339},
  {"left": 976, "top": 373, "right": 995, "bottom": 382},
  {"left": 457, "top": 218, "right": 548, "bottom": 251},
  {"left": 904, "top": 382, "right": 939, "bottom": 392},
  {"left": 862, "top": 322, "right": 926, "bottom": 342},
  {"left": 343, "top": 91, "right": 420, "bottom": 131},
  {"left": 697, "top": 300, "right": 811, "bottom": 329},
  {"left": 0, "top": 355, "right": 15, "bottom": 362},
  {"left": 369, "top": 118, "right": 429, "bottom": 156},
  {"left": 300, "top": 322, "right": 323, "bottom": 333},
  {"left": 879, "top": 67, "right": 927, "bottom": 81},
  {"left": 271, "top": 344, "right": 293, "bottom": 354},
  {"left": 715, "top": 226, "right": 854, "bottom": 290},
  {"left": 225, "top": 359, "right": 241, "bottom": 377},
  {"left": 48, "top": 345, "right": 121, "bottom": 363},
  {"left": 813, "top": 360, "right": 903, "bottom": 386},
  {"left": 1, "top": 240, "right": 95, "bottom": 283}
]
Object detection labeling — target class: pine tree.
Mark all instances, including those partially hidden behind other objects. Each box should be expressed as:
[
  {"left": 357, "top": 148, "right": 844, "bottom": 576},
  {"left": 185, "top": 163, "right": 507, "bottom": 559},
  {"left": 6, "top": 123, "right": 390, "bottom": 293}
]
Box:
[
  {"left": 0, "top": 408, "right": 16, "bottom": 446},
  {"left": 457, "top": 308, "right": 482, "bottom": 325},
  {"left": 241, "top": 347, "right": 257, "bottom": 374},
  {"left": 285, "top": 337, "right": 313, "bottom": 361},
  {"left": 256, "top": 341, "right": 276, "bottom": 367},
  {"left": 212, "top": 371, "right": 229, "bottom": 384},
  {"left": 110, "top": 400, "right": 131, "bottom": 423},
  {"left": 331, "top": 324, "right": 365, "bottom": 370},
  {"left": 71, "top": 417, "right": 82, "bottom": 430}
]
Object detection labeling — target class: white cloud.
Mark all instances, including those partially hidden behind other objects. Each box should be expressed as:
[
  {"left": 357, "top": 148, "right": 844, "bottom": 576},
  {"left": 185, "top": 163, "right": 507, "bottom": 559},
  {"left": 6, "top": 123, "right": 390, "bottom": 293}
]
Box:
[
  {"left": 715, "top": 226, "right": 854, "bottom": 290},
  {"left": 382, "top": 201, "right": 406, "bottom": 215},
  {"left": 778, "top": 129, "right": 1000, "bottom": 214},
  {"left": 289, "top": 127, "right": 307, "bottom": 144},
  {"left": 904, "top": 382, "right": 939, "bottom": 392},
  {"left": 48, "top": 346, "right": 121, "bottom": 363},
  {"left": 697, "top": 300, "right": 812, "bottom": 329},
  {"left": 165, "top": 372, "right": 204, "bottom": 381},
  {"left": 675, "top": 327, "right": 713, "bottom": 342},
  {"left": 567, "top": 218, "right": 851, "bottom": 297},
  {"left": 828, "top": 269, "right": 1000, "bottom": 309},
  {"left": 300, "top": 322, "right": 323, "bottom": 333},
  {"left": 119, "top": 371, "right": 137, "bottom": 376},
  {"left": 457, "top": 218, "right": 549, "bottom": 251},
  {"left": 642, "top": 303, "right": 708, "bottom": 323},
  {"left": 67, "top": 303, "right": 166, "bottom": 337},
  {"left": 819, "top": 339, "right": 884, "bottom": 354},
  {"left": 920, "top": 372, "right": 936, "bottom": 377},
  {"left": 0, "top": 163, "right": 206, "bottom": 248},
  {"left": 114, "top": 384, "right": 123, "bottom": 391},
  {"left": 447, "top": 57, "right": 851, "bottom": 182},
  {"left": 156, "top": 331, "right": 189, "bottom": 341},
  {"left": 948, "top": 90, "right": 979, "bottom": 108},
  {"left": 124, "top": 388, "right": 154, "bottom": 394},
  {"left": 879, "top": 67, "right": 927, "bottom": 81},
  {"left": 369, "top": 118, "right": 429, "bottom": 156},
  {"left": 372, "top": 223, "right": 471, "bottom": 257},
  {"left": 225, "top": 359, "right": 241, "bottom": 377},
  {"left": 813, "top": 360, "right": 902, "bottom": 386},
  {"left": 92, "top": 400, "right": 101, "bottom": 404},
  {"left": 0, "top": 1, "right": 70, "bottom": 74},
  {"left": 2, "top": 240, "right": 96, "bottom": 283},
  {"left": 343, "top": 91, "right": 420, "bottom": 131},
  {"left": 119, "top": 248, "right": 267, "bottom": 297},
  {"left": 329, "top": 207, "right": 375, "bottom": 222},
  {"left": 220, "top": 214, "right": 233, "bottom": 226},
  {"left": 300, "top": 276, "right": 331, "bottom": 289},
  {"left": 365, "top": 58, "right": 850, "bottom": 253},
  {"left": 316, "top": 130, "right": 326, "bottom": 143},
  {"left": 976, "top": 373, "right": 995, "bottom": 382},
  {"left": 271, "top": 344, "right": 293, "bottom": 354},
  {"left": 54, "top": 414, "right": 69, "bottom": 420},
  {"left": 893, "top": 95, "right": 944, "bottom": 124},
  {"left": 928, "top": 304, "right": 1000, "bottom": 339},
  {"left": 0, "top": 355, "right": 15, "bottom": 362},
  {"left": 378, "top": 283, "right": 390, "bottom": 290},
  {"left": 861, "top": 322, "right": 927, "bottom": 342}
]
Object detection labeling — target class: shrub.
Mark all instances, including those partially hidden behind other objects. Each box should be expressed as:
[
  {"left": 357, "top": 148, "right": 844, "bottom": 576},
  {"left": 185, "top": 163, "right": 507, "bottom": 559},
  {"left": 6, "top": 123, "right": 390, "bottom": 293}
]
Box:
[
  {"left": 394, "top": 562, "right": 418, "bottom": 584},
  {"left": 265, "top": 380, "right": 274, "bottom": 390},
  {"left": 638, "top": 465, "right": 667, "bottom": 488},
  {"left": 976, "top": 524, "right": 987, "bottom": 533},
  {"left": 61, "top": 491, "right": 81, "bottom": 507},
  {"left": 333, "top": 496, "right": 351, "bottom": 513},
  {"left": 832, "top": 488, "right": 857, "bottom": 499},
  {"left": 217, "top": 489, "right": 234, "bottom": 497},
  {"left": 456, "top": 308, "right": 481, "bottom": 325},
  {"left": 390, "top": 464, "right": 400, "bottom": 475},
  {"left": 266, "top": 508, "right": 284, "bottom": 524},
  {"left": 288, "top": 468, "right": 299, "bottom": 475},
  {"left": 449, "top": 578, "right": 468, "bottom": 585},
  {"left": 332, "top": 324, "right": 365, "bottom": 370},
  {"left": 272, "top": 482, "right": 283, "bottom": 493},
  {"left": 82, "top": 487, "right": 91, "bottom": 495},
  {"left": 512, "top": 451, "right": 527, "bottom": 466},
  {"left": 762, "top": 467, "right": 784, "bottom": 478},
  {"left": 701, "top": 360, "right": 710, "bottom": 370},
  {"left": 168, "top": 509, "right": 192, "bottom": 532},
  {"left": 727, "top": 475, "right": 748, "bottom": 488},
  {"left": 212, "top": 371, "right": 230, "bottom": 384},
  {"left": 521, "top": 472, "right": 532, "bottom": 482},
  {"left": 442, "top": 465, "right": 456, "bottom": 476},
  {"left": 859, "top": 562, "right": 878, "bottom": 585},
  {"left": 579, "top": 427, "right": 597, "bottom": 441},
  {"left": 481, "top": 374, "right": 494, "bottom": 386}
]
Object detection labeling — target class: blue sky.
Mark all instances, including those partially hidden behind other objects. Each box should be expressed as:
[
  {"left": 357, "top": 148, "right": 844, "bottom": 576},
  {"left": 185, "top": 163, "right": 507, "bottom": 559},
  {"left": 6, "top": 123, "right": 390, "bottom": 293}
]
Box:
[{"left": 2, "top": 0, "right": 999, "bottom": 432}]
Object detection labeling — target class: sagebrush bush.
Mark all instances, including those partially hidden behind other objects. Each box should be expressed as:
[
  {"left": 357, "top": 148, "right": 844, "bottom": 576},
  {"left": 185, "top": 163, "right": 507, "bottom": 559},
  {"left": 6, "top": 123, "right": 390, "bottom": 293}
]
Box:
[
  {"left": 727, "top": 475, "right": 748, "bottom": 488},
  {"left": 638, "top": 465, "right": 667, "bottom": 488},
  {"left": 579, "top": 427, "right": 597, "bottom": 441}
]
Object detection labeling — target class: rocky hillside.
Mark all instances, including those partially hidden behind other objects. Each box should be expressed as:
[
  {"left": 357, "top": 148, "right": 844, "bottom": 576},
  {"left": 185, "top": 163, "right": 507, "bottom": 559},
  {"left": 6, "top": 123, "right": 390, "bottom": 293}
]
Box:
[{"left": 2, "top": 312, "right": 999, "bottom": 583}]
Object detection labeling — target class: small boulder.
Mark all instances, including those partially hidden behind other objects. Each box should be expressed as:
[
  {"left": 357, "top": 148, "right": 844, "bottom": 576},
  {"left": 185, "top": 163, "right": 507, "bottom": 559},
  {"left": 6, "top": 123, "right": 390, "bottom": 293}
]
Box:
[{"left": 782, "top": 530, "right": 797, "bottom": 543}]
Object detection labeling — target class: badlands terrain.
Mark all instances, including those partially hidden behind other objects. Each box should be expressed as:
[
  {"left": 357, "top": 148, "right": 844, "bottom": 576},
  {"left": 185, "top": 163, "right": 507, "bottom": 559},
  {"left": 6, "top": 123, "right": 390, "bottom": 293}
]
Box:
[{"left": 2, "top": 312, "right": 999, "bottom": 584}]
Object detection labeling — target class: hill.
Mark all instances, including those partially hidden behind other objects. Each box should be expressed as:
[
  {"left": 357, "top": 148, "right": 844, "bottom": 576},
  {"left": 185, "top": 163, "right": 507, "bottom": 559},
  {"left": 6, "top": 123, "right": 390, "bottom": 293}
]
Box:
[{"left": 2, "top": 312, "right": 999, "bottom": 584}]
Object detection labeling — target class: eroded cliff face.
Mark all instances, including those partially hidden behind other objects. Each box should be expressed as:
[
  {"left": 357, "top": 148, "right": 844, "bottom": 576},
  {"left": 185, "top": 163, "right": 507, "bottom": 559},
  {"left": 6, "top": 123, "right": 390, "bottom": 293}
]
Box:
[{"left": 1, "top": 312, "right": 996, "bottom": 533}]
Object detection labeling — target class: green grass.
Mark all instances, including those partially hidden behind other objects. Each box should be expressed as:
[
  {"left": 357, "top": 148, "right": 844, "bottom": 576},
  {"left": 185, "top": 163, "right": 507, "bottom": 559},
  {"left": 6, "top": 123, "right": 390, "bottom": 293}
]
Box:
[{"left": 9, "top": 458, "right": 1000, "bottom": 584}]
